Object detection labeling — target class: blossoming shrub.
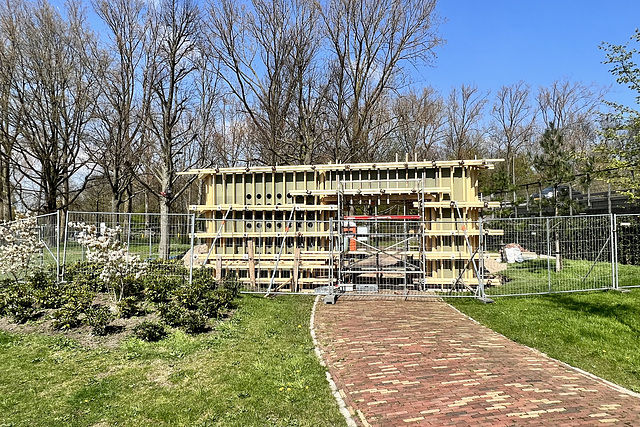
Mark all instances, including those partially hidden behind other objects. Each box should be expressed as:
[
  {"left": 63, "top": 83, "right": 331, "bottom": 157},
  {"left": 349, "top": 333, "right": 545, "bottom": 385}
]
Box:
[
  {"left": 0, "top": 214, "right": 45, "bottom": 282},
  {"left": 0, "top": 218, "right": 241, "bottom": 336},
  {"left": 71, "top": 223, "right": 146, "bottom": 303}
]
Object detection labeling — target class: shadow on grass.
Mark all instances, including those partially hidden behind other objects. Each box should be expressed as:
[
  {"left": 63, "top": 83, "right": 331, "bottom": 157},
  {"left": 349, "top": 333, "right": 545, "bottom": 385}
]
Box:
[{"left": 541, "top": 291, "right": 640, "bottom": 336}]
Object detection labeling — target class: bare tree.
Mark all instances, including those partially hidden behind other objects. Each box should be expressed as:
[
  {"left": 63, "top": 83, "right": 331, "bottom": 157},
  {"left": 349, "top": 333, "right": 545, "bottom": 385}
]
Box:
[
  {"left": 0, "top": 0, "right": 22, "bottom": 220},
  {"left": 91, "top": 0, "right": 147, "bottom": 213},
  {"left": 141, "top": 0, "right": 205, "bottom": 258},
  {"left": 489, "top": 82, "right": 536, "bottom": 195},
  {"left": 11, "top": 0, "right": 99, "bottom": 213},
  {"left": 443, "top": 84, "right": 488, "bottom": 159},
  {"left": 206, "top": 0, "right": 325, "bottom": 165},
  {"left": 322, "top": 0, "right": 442, "bottom": 162},
  {"left": 391, "top": 87, "right": 445, "bottom": 159},
  {"left": 537, "top": 79, "right": 605, "bottom": 153}
]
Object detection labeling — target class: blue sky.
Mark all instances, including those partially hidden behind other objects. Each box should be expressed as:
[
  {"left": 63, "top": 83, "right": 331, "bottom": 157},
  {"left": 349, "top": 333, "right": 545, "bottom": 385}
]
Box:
[{"left": 417, "top": 0, "right": 640, "bottom": 108}]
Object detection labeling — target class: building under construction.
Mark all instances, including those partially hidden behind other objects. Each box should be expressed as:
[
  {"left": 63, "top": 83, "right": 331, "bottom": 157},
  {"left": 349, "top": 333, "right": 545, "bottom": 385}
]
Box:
[{"left": 185, "top": 159, "right": 502, "bottom": 294}]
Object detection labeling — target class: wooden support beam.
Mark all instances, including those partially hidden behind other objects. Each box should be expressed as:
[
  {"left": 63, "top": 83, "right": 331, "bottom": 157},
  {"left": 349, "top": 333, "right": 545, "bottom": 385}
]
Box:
[
  {"left": 215, "top": 255, "right": 222, "bottom": 281},
  {"left": 248, "top": 239, "right": 256, "bottom": 288},
  {"left": 293, "top": 248, "right": 301, "bottom": 292}
]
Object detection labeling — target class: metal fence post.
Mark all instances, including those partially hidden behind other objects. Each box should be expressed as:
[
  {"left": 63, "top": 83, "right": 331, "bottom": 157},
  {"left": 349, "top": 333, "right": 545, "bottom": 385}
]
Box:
[
  {"left": 477, "top": 218, "right": 488, "bottom": 301},
  {"left": 546, "top": 217, "right": 552, "bottom": 293},
  {"left": 611, "top": 214, "right": 618, "bottom": 290},
  {"left": 189, "top": 213, "right": 195, "bottom": 285},
  {"left": 56, "top": 210, "right": 61, "bottom": 283},
  {"left": 61, "top": 212, "right": 70, "bottom": 282}
]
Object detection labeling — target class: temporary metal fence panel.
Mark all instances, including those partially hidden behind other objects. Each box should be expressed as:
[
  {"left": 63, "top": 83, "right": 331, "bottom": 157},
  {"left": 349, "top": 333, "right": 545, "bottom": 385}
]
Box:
[
  {"left": 61, "top": 212, "right": 195, "bottom": 280},
  {"left": 0, "top": 211, "right": 622, "bottom": 297},
  {"left": 614, "top": 214, "right": 640, "bottom": 289},
  {"left": 36, "top": 212, "right": 60, "bottom": 276},
  {"left": 482, "top": 215, "right": 615, "bottom": 297},
  {"left": 422, "top": 219, "right": 484, "bottom": 299},
  {"left": 0, "top": 212, "right": 60, "bottom": 281}
]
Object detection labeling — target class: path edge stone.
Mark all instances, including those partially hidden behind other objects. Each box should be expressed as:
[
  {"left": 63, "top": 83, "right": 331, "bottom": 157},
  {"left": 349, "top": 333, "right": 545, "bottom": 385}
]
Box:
[{"left": 310, "top": 296, "right": 359, "bottom": 427}]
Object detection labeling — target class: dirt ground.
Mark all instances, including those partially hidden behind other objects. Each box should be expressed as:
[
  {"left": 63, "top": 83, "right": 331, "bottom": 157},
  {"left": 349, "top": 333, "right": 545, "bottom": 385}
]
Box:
[{"left": 0, "top": 293, "right": 163, "bottom": 348}]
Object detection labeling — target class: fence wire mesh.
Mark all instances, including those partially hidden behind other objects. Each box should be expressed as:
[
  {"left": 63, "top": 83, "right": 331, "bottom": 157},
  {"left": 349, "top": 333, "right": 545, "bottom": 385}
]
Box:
[
  {"left": 0, "top": 211, "right": 629, "bottom": 298},
  {"left": 193, "top": 218, "right": 335, "bottom": 293},
  {"left": 61, "top": 212, "right": 194, "bottom": 280},
  {"left": 482, "top": 215, "right": 615, "bottom": 296},
  {"left": 337, "top": 219, "right": 426, "bottom": 296},
  {"left": 614, "top": 214, "right": 640, "bottom": 289}
]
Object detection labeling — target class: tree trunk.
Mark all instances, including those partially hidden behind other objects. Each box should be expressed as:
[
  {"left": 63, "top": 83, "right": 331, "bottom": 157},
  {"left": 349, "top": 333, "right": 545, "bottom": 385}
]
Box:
[
  {"left": 111, "top": 196, "right": 119, "bottom": 214},
  {"left": 159, "top": 196, "right": 171, "bottom": 259},
  {"left": 0, "top": 159, "right": 8, "bottom": 221}
]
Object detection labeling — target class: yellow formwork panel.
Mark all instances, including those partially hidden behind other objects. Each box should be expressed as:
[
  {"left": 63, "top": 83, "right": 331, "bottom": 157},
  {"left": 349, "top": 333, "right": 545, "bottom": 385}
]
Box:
[{"left": 187, "top": 159, "right": 503, "bottom": 291}]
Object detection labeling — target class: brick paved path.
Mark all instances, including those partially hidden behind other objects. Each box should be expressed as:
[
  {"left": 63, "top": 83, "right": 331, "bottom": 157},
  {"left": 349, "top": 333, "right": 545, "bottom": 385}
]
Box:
[{"left": 313, "top": 298, "right": 640, "bottom": 426}]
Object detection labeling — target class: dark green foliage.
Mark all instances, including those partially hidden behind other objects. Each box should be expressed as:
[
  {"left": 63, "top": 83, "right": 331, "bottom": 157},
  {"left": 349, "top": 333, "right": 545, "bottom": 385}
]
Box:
[
  {"left": 4, "top": 282, "right": 38, "bottom": 323},
  {"left": 144, "top": 274, "right": 180, "bottom": 303},
  {"left": 157, "top": 301, "right": 208, "bottom": 333},
  {"left": 180, "top": 310, "right": 208, "bottom": 334},
  {"left": 0, "top": 259, "right": 240, "bottom": 336},
  {"left": 63, "top": 262, "right": 105, "bottom": 292},
  {"left": 117, "top": 296, "right": 144, "bottom": 318},
  {"left": 85, "top": 305, "right": 113, "bottom": 336},
  {"left": 132, "top": 320, "right": 167, "bottom": 342},
  {"left": 29, "top": 271, "right": 64, "bottom": 309},
  {"left": 157, "top": 301, "right": 189, "bottom": 328},
  {"left": 51, "top": 283, "right": 94, "bottom": 330},
  {"left": 155, "top": 272, "right": 239, "bottom": 334}
]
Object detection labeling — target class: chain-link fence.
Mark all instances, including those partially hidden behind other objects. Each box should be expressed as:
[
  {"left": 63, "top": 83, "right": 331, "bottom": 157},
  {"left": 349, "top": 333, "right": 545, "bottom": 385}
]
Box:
[{"left": 5, "top": 211, "right": 640, "bottom": 298}]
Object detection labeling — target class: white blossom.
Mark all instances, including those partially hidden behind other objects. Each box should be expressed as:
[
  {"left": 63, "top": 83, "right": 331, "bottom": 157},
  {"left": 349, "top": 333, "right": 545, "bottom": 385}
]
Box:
[
  {"left": 71, "top": 222, "right": 146, "bottom": 302},
  {"left": 0, "top": 213, "right": 45, "bottom": 280}
]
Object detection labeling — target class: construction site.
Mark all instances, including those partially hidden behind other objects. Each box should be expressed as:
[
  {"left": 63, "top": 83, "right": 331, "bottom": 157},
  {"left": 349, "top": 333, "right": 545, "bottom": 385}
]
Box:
[{"left": 184, "top": 159, "right": 503, "bottom": 295}]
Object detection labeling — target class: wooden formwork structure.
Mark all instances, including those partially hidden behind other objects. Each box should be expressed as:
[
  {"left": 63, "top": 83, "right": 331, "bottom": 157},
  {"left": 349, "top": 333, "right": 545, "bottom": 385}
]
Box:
[{"left": 184, "top": 159, "right": 502, "bottom": 293}]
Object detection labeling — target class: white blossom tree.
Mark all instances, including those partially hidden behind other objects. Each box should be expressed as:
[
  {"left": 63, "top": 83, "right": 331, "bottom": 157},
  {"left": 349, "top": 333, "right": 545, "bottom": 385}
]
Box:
[{"left": 73, "top": 222, "right": 146, "bottom": 303}]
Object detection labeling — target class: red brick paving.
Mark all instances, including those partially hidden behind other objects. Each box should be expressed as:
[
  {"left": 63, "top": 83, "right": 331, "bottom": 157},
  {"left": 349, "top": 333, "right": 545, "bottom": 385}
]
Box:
[{"left": 313, "top": 297, "right": 640, "bottom": 426}]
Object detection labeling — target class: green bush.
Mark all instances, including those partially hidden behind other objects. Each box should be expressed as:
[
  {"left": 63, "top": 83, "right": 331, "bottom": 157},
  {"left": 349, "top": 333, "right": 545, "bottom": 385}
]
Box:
[
  {"left": 85, "top": 305, "right": 113, "bottom": 336},
  {"left": 181, "top": 310, "right": 208, "bottom": 334},
  {"left": 117, "top": 296, "right": 144, "bottom": 318},
  {"left": 144, "top": 274, "right": 180, "bottom": 303},
  {"left": 51, "top": 283, "right": 94, "bottom": 330},
  {"left": 63, "top": 262, "right": 104, "bottom": 292},
  {"left": 51, "top": 306, "right": 82, "bottom": 330},
  {"left": 152, "top": 271, "right": 239, "bottom": 334},
  {"left": 156, "top": 301, "right": 208, "bottom": 334},
  {"left": 4, "top": 282, "right": 38, "bottom": 323},
  {"left": 132, "top": 320, "right": 167, "bottom": 342},
  {"left": 29, "top": 271, "right": 64, "bottom": 309},
  {"left": 157, "top": 301, "right": 189, "bottom": 328}
]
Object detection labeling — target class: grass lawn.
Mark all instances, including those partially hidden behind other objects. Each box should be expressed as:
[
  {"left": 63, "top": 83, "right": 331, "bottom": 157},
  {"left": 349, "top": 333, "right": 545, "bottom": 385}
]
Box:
[
  {"left": 0, "top": 295, "right": 345, "bottom": 427},
  {"left": 450, "top": 289, "right": 640, "bottom": 393}
]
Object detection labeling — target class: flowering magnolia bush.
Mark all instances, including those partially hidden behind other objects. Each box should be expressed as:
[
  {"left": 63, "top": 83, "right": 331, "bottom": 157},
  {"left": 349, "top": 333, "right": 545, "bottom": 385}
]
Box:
[
  {"left": 0, "top": 213, "right": 45, "bottom": 281},
  {"left": 72, "top": 222, "right": 146, "bottom": 303}
]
